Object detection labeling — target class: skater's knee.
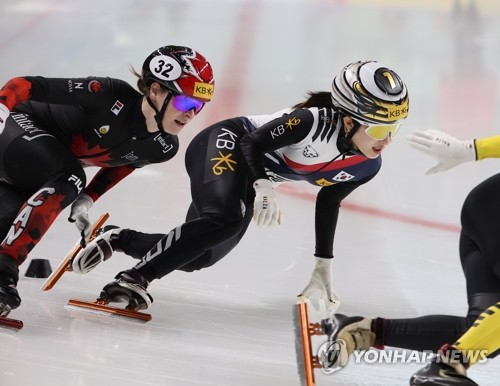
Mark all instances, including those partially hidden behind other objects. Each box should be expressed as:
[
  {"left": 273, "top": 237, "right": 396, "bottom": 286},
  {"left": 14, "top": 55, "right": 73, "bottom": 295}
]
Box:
[
  {"left": 177, "top": 254, "right": 212, "bottom": 272},
  {"left": 177, "top": 227, "right": 241, "bottom": 273},
  {"left": 202, "top": 213, "right": 245, "bottom": 235},
  {"left": 467, "top": 292, "right": 500, "bottom": 325},
  {"left": 47, "top": 169, "right": 87, "bottom": 207}
]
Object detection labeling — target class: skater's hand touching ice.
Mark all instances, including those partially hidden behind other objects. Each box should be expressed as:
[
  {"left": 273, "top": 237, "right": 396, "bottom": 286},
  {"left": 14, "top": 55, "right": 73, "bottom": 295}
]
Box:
[{"left": 297, "top": 257, "right": 340, "bottom": 315}]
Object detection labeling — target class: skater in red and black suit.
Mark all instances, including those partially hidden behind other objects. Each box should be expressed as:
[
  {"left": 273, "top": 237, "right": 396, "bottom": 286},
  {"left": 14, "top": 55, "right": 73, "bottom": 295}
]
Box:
[
  {"left": 0, "top": 45, "right": 215, "bottom": 316},
  {"left": 71, "top": 61, "right": 410, "bottom": 312}
]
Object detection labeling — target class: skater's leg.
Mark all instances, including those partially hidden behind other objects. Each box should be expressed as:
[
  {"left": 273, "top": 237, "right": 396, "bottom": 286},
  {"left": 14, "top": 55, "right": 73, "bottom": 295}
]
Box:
[
  {"left": 409, "top": 301, "right": 500, "bottom": 386},
  {"left": 0, "top": 120, "right": 85, "bottom": 310},
  {"left": 99, "top": 122, "right": 251, "bottom": 308},
  {"left": 0, "top": 183, "right": 32, "bottom": 313},
  {"left": 330, "top": 230, "right": 500, "bottom": 354},
  {"left": 0, "top": 124, "right": 85, "bottom": 265},
  {"left": 132, "top": 122, "right": 252, "bottom": 281},
  {"left": 178, "top": 203, "right": 252, "bottom": 272},
  {"left": 0, "top": 183, "right": 33, "bottom": 240},
  {"left": 327, "top": 175, "right": 500, "bottom": 359},
  {"left": 71, "top": 202, "right": 202, "bottom": 274}
]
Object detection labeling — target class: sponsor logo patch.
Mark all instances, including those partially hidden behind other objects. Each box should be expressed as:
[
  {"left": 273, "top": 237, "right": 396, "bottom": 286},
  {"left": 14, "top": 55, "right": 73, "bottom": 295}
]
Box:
[
  {"left": 211, "top": 151, "right": 237, "bottom": 175},
  {"left": 111, "top": 100, "right": 124, "bottom": 115},
  {"left": 88, "top": 80, "right": 102, "bottom": 93},
  {"left": 316, "top": 178, "right": 334, "bottom": 186},
  {"left": 193, "top": 82, "right": 214, "bottom": 100}
]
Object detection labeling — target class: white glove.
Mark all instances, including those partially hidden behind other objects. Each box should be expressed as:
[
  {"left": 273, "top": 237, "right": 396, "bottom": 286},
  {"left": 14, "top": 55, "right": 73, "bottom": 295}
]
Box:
[
  {"left": 68, "top": 193, "right": 93, "bottom": 246},
  {"left": 297, "top": 257, "right": 340, "bottom": 315},
  {"left": 252, "top": 178, "right": 283, "bottom": 226},
  {"left": 407, "top": 129, "right": 476, "bottom": 175},
  {"left": 0, "top": 103, "right": 10, "bottom": 134}
]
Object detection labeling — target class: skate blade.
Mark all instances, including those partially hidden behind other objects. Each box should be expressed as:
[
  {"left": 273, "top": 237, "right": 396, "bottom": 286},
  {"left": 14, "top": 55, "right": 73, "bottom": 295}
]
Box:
[
  {"left": 0, "top": 315, "right": 24, "bottom": 330},
  {"left": 41, "top": 213, "right": 110, "bottom": 291},
  {"left": 66, "top": 298, "right": 152, "bottom": 322},
  {"left": 292, "top": 303, "right": 324, "bottom": 386}
]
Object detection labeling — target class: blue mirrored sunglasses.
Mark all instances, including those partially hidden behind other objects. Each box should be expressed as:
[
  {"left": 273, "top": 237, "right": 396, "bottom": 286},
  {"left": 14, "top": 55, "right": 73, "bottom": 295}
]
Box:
[{"left": 172, "top": 95, "right": 205, "bottom": 114}]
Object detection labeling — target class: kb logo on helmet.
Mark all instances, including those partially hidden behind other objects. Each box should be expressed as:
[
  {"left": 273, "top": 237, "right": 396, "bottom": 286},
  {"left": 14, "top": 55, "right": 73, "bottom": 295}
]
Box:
[
  {"left": 194, "top": 82, "right": 214, "bottom": 100},
  {"left": 388, "top": 105, "right": 408, "bottom": 119}
]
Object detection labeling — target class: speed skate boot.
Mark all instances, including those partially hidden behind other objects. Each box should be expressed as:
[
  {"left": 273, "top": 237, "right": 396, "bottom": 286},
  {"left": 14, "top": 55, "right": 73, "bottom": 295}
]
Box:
[
  {"left": 71, "top": 226, "right": 121, "bottom": 274},
  {"left": 0, "top": 277, "right": 21, "bottom": 317},
  {"left": 0, "top": 255, "right": 21, "bottom": 316},
  {"left": 321, "top": 313, "right": 375, "bottom": 357},
  {"left": 410, "top": 344, "right": 478, "bottom": 386},
  {"left": 99, "top": 268, "right": 153, "bottom": 311}
]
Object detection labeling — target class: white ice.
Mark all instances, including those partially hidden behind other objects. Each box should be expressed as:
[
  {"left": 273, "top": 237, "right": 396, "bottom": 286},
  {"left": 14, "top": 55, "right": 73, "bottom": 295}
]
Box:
[{"left": 1, "top": 1, "right": 500, "bottom": 385}]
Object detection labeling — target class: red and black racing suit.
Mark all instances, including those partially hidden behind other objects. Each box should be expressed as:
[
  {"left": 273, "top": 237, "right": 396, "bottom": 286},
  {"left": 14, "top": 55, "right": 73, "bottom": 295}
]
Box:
[{"left": 0, "top": 76, "right": 178, "bottom": 280}]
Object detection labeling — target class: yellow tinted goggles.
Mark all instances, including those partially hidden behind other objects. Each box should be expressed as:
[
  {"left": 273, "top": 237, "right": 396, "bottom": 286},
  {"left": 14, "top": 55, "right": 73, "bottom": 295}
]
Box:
[{"left": 365, "top": 123, "right": 401, "bottom": 140}]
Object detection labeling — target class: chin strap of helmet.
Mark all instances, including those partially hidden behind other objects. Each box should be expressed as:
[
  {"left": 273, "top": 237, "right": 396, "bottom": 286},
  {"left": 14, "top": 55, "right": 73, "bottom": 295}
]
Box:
[
  {"left": 146, "top": 92, "right": 174, "bottom": 133},
  {"left": 336, "top": 114, "right": 364, "bottom": 156}
]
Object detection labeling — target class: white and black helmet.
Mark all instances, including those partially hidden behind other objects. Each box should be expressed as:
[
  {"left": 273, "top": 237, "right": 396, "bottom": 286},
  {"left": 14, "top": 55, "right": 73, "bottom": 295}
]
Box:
[{"left": 331, "top": 61, "right": 409, "bottom": 126}]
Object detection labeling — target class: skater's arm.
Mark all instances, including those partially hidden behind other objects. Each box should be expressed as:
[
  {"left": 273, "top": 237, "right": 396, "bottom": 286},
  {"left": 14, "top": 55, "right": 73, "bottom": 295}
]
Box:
[
  {"left": 83, "top": 165, "right": 136, "bottom": 202},
  {"left": 239, "top": 108, "right": 312, "bottom": 181},
  {"left": 314, "top": 178, "right": 371, "bottom": 258},
  {"left": 297, "top": 176, "right": 375, "bottom": 314},
  {"left": 475, "top": 136, "right": 500, "bottom": 159},
  {"left": 0, "top": 76, "right": 130, "bottom": 110},
  {"left": 407, "top": 130, "right": 500, "bottom": 175},
  {"left": 0, "top": 77, "right": 32, "bottom": 110}
]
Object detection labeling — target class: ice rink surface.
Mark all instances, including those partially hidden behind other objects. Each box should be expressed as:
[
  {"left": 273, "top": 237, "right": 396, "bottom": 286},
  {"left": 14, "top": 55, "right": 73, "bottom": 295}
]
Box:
[{"left": 1, "top": 0, "right": 500, "bottom": 385}]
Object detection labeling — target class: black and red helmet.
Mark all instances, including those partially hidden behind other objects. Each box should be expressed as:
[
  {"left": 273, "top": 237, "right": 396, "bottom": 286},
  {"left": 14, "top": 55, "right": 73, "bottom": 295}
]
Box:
[{"left": 142, "top": 45, "right": 214, "bottom": 102}]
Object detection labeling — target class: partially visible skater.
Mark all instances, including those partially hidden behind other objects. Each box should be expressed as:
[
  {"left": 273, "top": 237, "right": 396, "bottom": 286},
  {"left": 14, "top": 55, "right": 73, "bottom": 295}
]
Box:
[
  {"left": 410, "top": 302, "right": 500, "bottom": 386},
  {"left": 319, "top": 129, "right": 500, "bottom": 384}
]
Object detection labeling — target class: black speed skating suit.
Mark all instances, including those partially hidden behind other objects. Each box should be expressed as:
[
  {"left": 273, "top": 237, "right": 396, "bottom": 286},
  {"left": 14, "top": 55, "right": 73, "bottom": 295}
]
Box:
[
  {"left": 0, "top": 76, "right": 178, "bottom": 274},
  {"left": 372, "top": 173, "right": 500, "bottom": 354},
  {"left": 111, "top": 106, "right": 382, "bottom": 280}
]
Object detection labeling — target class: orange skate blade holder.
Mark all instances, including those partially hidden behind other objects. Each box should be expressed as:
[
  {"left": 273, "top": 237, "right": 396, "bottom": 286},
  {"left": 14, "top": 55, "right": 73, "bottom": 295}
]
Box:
[
  {"left": 66, "top": 298, "right": 152, "bottom": 322},
  {"left": 41, "top": 213, "right": 110, "bottom": 291},
  {"left": 293, "top": 302, "right": 325, "bottom": 386},
  {"left": 0, "top": 315, "right": 24, "bottom": 330}
]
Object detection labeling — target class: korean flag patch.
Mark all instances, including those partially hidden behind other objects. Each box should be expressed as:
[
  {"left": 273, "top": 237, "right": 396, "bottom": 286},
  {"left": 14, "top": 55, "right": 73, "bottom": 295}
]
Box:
[{"left": 332, "top": 171, "right": 354, "bottom": 182}]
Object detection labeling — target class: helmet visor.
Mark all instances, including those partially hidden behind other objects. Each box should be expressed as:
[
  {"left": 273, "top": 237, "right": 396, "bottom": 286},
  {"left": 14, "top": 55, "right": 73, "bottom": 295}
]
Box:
[
  {"left": 172, "top": 95, "right": 205, "bottom": 114},
  {"left": 364, "top": 123, "right": 401, "bottom": 140}
]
